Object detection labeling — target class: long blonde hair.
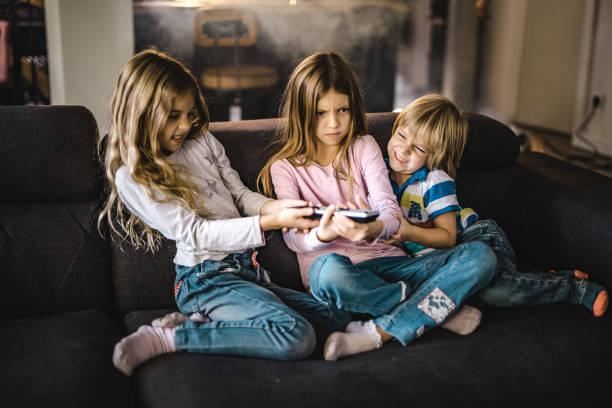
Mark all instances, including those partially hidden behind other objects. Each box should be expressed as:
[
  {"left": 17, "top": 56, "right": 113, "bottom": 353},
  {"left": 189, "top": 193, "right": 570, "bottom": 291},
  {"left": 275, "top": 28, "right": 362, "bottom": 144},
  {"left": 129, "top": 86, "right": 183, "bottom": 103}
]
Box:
[
  {"left": 257, "top": 51, "right": 367, "bottom": 197},
  {"left": 98, "top": 49, "right": 210, "bottom": 251},
  {"left": 392, "top": 94, "right": 468, "bottom": 179}
]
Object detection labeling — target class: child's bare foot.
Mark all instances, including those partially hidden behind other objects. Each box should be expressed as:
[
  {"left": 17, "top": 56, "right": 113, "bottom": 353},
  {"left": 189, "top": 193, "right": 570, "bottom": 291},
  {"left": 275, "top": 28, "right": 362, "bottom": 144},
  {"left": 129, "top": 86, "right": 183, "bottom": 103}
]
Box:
[
  {"left": 112, "top": 325, "right": 176, "bottom": 376},
  {"left": 324, "top": 320, "right": 382, "bottom": 361},
  {"left": 440, "top": 305, "right": 482, "bottom": 335}
]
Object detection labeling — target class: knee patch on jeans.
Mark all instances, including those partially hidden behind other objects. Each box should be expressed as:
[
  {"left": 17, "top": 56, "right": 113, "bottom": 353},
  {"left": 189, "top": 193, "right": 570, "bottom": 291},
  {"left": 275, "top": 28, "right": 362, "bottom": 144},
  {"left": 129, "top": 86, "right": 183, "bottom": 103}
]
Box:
[{"left": 418, "top": 287, "right": 456, "bottom": 324}]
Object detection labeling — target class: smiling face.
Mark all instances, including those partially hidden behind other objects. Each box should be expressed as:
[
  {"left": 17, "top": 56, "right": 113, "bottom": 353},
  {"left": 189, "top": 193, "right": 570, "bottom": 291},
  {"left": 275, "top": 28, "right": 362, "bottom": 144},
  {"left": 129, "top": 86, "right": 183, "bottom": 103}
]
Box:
[
  {"left": 387, "top": 126, "right": 430, "bottom": 185},
  {"left": 158, "top": 89, "right": 197, "bottom": 153},
  {"left": 314, "top": 88, "right": 351, "bottom": 158}
]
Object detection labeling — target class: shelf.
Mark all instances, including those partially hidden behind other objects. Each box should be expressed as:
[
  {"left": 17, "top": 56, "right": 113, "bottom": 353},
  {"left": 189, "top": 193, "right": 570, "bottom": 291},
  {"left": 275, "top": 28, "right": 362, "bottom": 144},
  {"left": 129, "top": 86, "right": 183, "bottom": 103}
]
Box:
[
  {"left": 15, "top": 21, "right": 44, "bottom": 27},
  {"left": 17, "top": 0, "right": 44, "bottom": 9},
  {"left": 4, "top": 0, "right": 49, "bottom": 105},
  {"left": 20, "top": 56, "right": 49, "bottom": 101}
]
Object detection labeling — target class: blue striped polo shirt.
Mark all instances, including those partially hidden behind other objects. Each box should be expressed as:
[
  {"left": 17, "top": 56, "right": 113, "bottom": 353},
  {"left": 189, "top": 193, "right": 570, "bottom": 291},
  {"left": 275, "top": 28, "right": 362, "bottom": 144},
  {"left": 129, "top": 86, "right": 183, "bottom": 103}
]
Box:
[{"left": 386, "top": 160, "right": 478, "bottom": 255}]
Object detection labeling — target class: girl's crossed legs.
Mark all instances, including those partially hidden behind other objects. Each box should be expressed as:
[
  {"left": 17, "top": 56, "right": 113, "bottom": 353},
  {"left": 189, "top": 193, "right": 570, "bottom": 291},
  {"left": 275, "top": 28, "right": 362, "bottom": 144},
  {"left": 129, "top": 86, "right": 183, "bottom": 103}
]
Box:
[
  {"left": 113, "top": 251, "right": 351, "bottom": 375},
  {"left": 308, "top": 241, "right": 497, "bottom": 359}
]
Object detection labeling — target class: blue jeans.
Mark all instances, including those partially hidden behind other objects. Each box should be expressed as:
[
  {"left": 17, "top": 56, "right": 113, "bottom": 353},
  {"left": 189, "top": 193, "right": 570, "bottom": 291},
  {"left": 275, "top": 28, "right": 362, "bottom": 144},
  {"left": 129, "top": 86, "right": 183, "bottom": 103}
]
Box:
[
  {"left": 173, "top": 250, "right": 351, "bottom": 360},
  {"left": 458, "top": 219, "right": 590, "bottom": 307},
  {"left": 309, "top": 242, "right": 496, "bottom": 346}
]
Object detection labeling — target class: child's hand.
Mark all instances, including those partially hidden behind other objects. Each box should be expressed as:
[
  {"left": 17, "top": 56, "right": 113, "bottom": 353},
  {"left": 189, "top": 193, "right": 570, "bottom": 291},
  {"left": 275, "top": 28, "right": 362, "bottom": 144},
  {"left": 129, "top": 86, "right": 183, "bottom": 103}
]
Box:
[
  {"left": 383, "top": 213, "right": 433, "bottom": 245},
  {"left": 261, "top": 198, "right": 317, "bottom": 233},
  {"left": 386, "top": 211, "right": 457, "bottom": 249},
  {"left": 333, "top": 195, "right": 382, "bottom": 243},
  {"left": 260, "top": 199, "right": 312, "bottom": 216},
  {"left": 333, "top": 213, "right": 383, "bottom": 243},
  {"left": 389, "top": 213, "right": 413, "bottom": 242},
  {"left": 315, "top": 205, "right": 340, "bottom": 242},
  {"left": 259, "top": 199, "right": 319, "bottom": 232},
  {"left": 380, "top": 238, "right": 404, "bottom": 247}
]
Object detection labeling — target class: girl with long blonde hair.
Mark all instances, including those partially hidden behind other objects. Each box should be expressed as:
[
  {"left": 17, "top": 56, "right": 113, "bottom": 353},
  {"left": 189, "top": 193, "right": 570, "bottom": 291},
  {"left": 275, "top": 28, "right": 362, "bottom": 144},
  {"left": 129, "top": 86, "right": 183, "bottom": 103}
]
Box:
[
  {"left": 100, "top": 49, "right": 351, "bottom": 376},
  {"left": 258, "top": 52, "right": 496, "bottom": 361}
]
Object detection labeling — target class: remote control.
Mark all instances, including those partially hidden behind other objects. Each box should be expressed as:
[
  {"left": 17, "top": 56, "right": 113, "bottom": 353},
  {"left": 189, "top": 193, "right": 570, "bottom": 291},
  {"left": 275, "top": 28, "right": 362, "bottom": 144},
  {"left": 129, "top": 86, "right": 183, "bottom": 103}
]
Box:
[{"left": 304, "top": 206, "right": 380, "bottom": 223}]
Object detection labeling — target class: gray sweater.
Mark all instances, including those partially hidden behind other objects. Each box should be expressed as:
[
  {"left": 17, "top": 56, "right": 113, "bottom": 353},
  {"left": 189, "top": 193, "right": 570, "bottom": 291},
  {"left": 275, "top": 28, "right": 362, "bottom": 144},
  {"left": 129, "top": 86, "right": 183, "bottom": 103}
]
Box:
[{"left": 115, "top": 131, "right": 271, "bottom": 267}]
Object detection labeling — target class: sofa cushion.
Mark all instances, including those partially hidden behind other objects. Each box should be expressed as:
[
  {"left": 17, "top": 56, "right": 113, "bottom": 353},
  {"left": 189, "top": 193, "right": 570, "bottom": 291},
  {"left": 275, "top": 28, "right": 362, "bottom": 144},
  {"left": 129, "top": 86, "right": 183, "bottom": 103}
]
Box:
[
  {"left": 0, "top": 105, "right": 113, "bottom": 318},
  {"left": 455, "top": 166, "right": 517, "bottom": 222},
  {"left": 0, "top": 309, "right": 135, "bottom": 408},
  {"left": 0, "top": 105, "right": 102, "bottom": 202},
  {"left": 461, "top": 113, "right": 520, "bottom": 169},
  {"left": 0, "top": 197, "right": 113, "bottom": 317},
  {"left": 123, "top": 305, "right": 609, "bottom": 407},
  {"left": 498, "top": 152, "right": 612, "bottom": 289}
]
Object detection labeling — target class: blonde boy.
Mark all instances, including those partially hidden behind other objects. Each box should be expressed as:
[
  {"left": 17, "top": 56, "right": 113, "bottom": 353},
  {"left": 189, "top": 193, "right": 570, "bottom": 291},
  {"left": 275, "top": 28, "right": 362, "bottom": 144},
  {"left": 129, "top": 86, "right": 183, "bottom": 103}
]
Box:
[{"left": 385, "top": 94, "right": 607, "bottom": 316}]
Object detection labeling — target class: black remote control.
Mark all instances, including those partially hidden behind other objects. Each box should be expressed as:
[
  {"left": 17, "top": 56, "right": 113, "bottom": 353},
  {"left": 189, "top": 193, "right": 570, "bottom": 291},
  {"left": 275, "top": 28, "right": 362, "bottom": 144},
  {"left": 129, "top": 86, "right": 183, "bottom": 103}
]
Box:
[{"left": 304, "top": 206, "right": 380, "bottom": 223}]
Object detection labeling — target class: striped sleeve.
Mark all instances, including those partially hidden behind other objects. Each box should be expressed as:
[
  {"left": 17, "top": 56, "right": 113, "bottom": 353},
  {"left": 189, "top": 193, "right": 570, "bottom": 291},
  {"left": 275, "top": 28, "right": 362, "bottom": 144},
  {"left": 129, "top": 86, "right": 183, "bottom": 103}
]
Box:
[{"left": 422, "top": 170, "right": 460, "bottom": 219}]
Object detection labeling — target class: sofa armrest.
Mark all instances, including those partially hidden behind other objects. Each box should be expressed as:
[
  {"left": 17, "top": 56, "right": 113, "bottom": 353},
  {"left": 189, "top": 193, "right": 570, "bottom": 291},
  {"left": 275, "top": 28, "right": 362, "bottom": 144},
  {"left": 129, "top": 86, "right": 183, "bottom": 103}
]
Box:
[{"left": 497, "top": 152, "right": 612, "bottom": 289}]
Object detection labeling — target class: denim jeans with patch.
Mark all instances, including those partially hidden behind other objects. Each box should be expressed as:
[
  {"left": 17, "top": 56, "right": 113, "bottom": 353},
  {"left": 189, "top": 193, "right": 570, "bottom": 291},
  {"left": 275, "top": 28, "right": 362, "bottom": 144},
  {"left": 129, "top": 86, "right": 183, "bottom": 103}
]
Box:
[
  {"left": 308, "top": 241, "right": 496, "bottom": 346},
  {"left": 458, "top": 219, "right": 592, "bottom": 307},
  {"left": 173, "top": 250, "right": 351, "bottom": 360}
]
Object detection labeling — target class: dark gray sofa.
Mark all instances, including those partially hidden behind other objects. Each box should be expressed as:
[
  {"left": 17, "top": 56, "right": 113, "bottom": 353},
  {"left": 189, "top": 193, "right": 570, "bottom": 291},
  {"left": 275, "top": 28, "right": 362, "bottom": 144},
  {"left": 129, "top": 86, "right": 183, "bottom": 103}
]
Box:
[{"left": 1, "top": 105, "right": 611, "bottom": 408}]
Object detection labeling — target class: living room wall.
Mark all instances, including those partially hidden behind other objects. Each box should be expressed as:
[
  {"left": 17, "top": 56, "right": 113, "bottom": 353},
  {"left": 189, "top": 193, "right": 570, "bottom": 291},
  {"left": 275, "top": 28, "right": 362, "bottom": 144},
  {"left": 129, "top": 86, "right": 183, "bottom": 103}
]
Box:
[
  {"left": 45, "top": 0, "right": 133, "bottom": 135},
  {"left": 476, "top": 0, "right": 582, "bottom": 133},
  {"left": 573, "top": 0, "right": 612, "bottom": 157}
]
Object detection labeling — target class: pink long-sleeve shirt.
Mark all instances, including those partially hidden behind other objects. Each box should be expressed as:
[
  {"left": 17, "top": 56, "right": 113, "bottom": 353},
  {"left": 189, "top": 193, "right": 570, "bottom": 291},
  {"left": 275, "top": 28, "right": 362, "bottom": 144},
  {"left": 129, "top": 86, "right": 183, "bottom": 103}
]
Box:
[{"left": 271, "top": 135, "right": 407, "bottom": 288}]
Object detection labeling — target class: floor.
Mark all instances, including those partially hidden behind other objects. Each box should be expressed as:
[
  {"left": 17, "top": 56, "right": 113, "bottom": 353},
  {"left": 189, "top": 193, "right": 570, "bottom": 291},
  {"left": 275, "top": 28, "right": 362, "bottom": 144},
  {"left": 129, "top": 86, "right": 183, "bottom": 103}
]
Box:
[{"left": 514, "top": 126, "right": 612, "bottom": 179}]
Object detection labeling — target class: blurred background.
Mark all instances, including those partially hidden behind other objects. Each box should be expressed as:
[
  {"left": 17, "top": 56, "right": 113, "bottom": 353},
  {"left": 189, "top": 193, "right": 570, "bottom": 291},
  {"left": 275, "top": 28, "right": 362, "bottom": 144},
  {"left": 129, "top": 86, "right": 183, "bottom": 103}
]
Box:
[{"left": 1, "top": 0, "right": 610, "bottom": 175}]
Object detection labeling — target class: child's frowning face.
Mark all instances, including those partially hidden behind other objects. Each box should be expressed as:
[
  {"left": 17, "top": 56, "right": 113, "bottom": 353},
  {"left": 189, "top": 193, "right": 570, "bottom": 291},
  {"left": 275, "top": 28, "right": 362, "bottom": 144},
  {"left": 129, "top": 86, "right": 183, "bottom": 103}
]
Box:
[
  {"left": 158, "top": 90, "right": 197, "bottom": 154},
  {"left": 387, "top": 126, "right": 430, "bottom": 184},
  {"left": 314, "top": 88, "right": 351, "bottom": 151}
]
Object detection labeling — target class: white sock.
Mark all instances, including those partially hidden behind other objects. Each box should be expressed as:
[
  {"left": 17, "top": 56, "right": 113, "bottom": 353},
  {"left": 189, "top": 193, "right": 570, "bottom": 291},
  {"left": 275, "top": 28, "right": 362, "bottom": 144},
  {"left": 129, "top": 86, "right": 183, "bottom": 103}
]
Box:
[
  {"left": 439, "top": 305, "right": 482, "bottom": 335},
  {"left": 152, "top": 311, "right": 211, "bottom": 328},
  {"left": 399, "top": 281, "right": 407, "bottom": 302},
  {"left": 189, "top": 312, "right": 211, "bottom": 322},
  {"left": 112, "top": 325, "right": 176, "bottom": 376},
  {"left": 324, "top": 320, "right": 382, "bottom": 361},
  {"left": 152, "top": 312, "right": 189, "bottom": 328}
]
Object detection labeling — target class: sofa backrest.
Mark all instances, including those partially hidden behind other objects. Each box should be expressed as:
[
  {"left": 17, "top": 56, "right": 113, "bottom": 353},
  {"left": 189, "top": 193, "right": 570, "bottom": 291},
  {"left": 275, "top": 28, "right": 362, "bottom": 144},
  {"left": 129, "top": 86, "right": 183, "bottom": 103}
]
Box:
[
  {"left": 0, "top": 106, "right": 114, "bottom": 318},
  {"left": 110, "top": 111, "right": 519, "bottom": 313}
]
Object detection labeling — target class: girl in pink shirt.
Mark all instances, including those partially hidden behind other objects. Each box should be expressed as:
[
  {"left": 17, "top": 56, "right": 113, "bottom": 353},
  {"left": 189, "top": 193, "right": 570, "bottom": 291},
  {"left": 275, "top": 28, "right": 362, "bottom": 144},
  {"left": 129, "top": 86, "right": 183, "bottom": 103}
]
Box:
[{"left": 258, "top": 51, "right": 496, "bottom": 360}]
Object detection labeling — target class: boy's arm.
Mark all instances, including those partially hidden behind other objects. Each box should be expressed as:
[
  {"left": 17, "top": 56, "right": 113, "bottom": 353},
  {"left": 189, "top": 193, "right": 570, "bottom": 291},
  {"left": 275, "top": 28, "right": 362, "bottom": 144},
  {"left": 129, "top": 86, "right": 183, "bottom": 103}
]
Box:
[
  {"left": 388, "top": 169, "right": 460, "bottom": 248},
  {"left": 389, "top": 211, "right": 457, "bottom": 248}
]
